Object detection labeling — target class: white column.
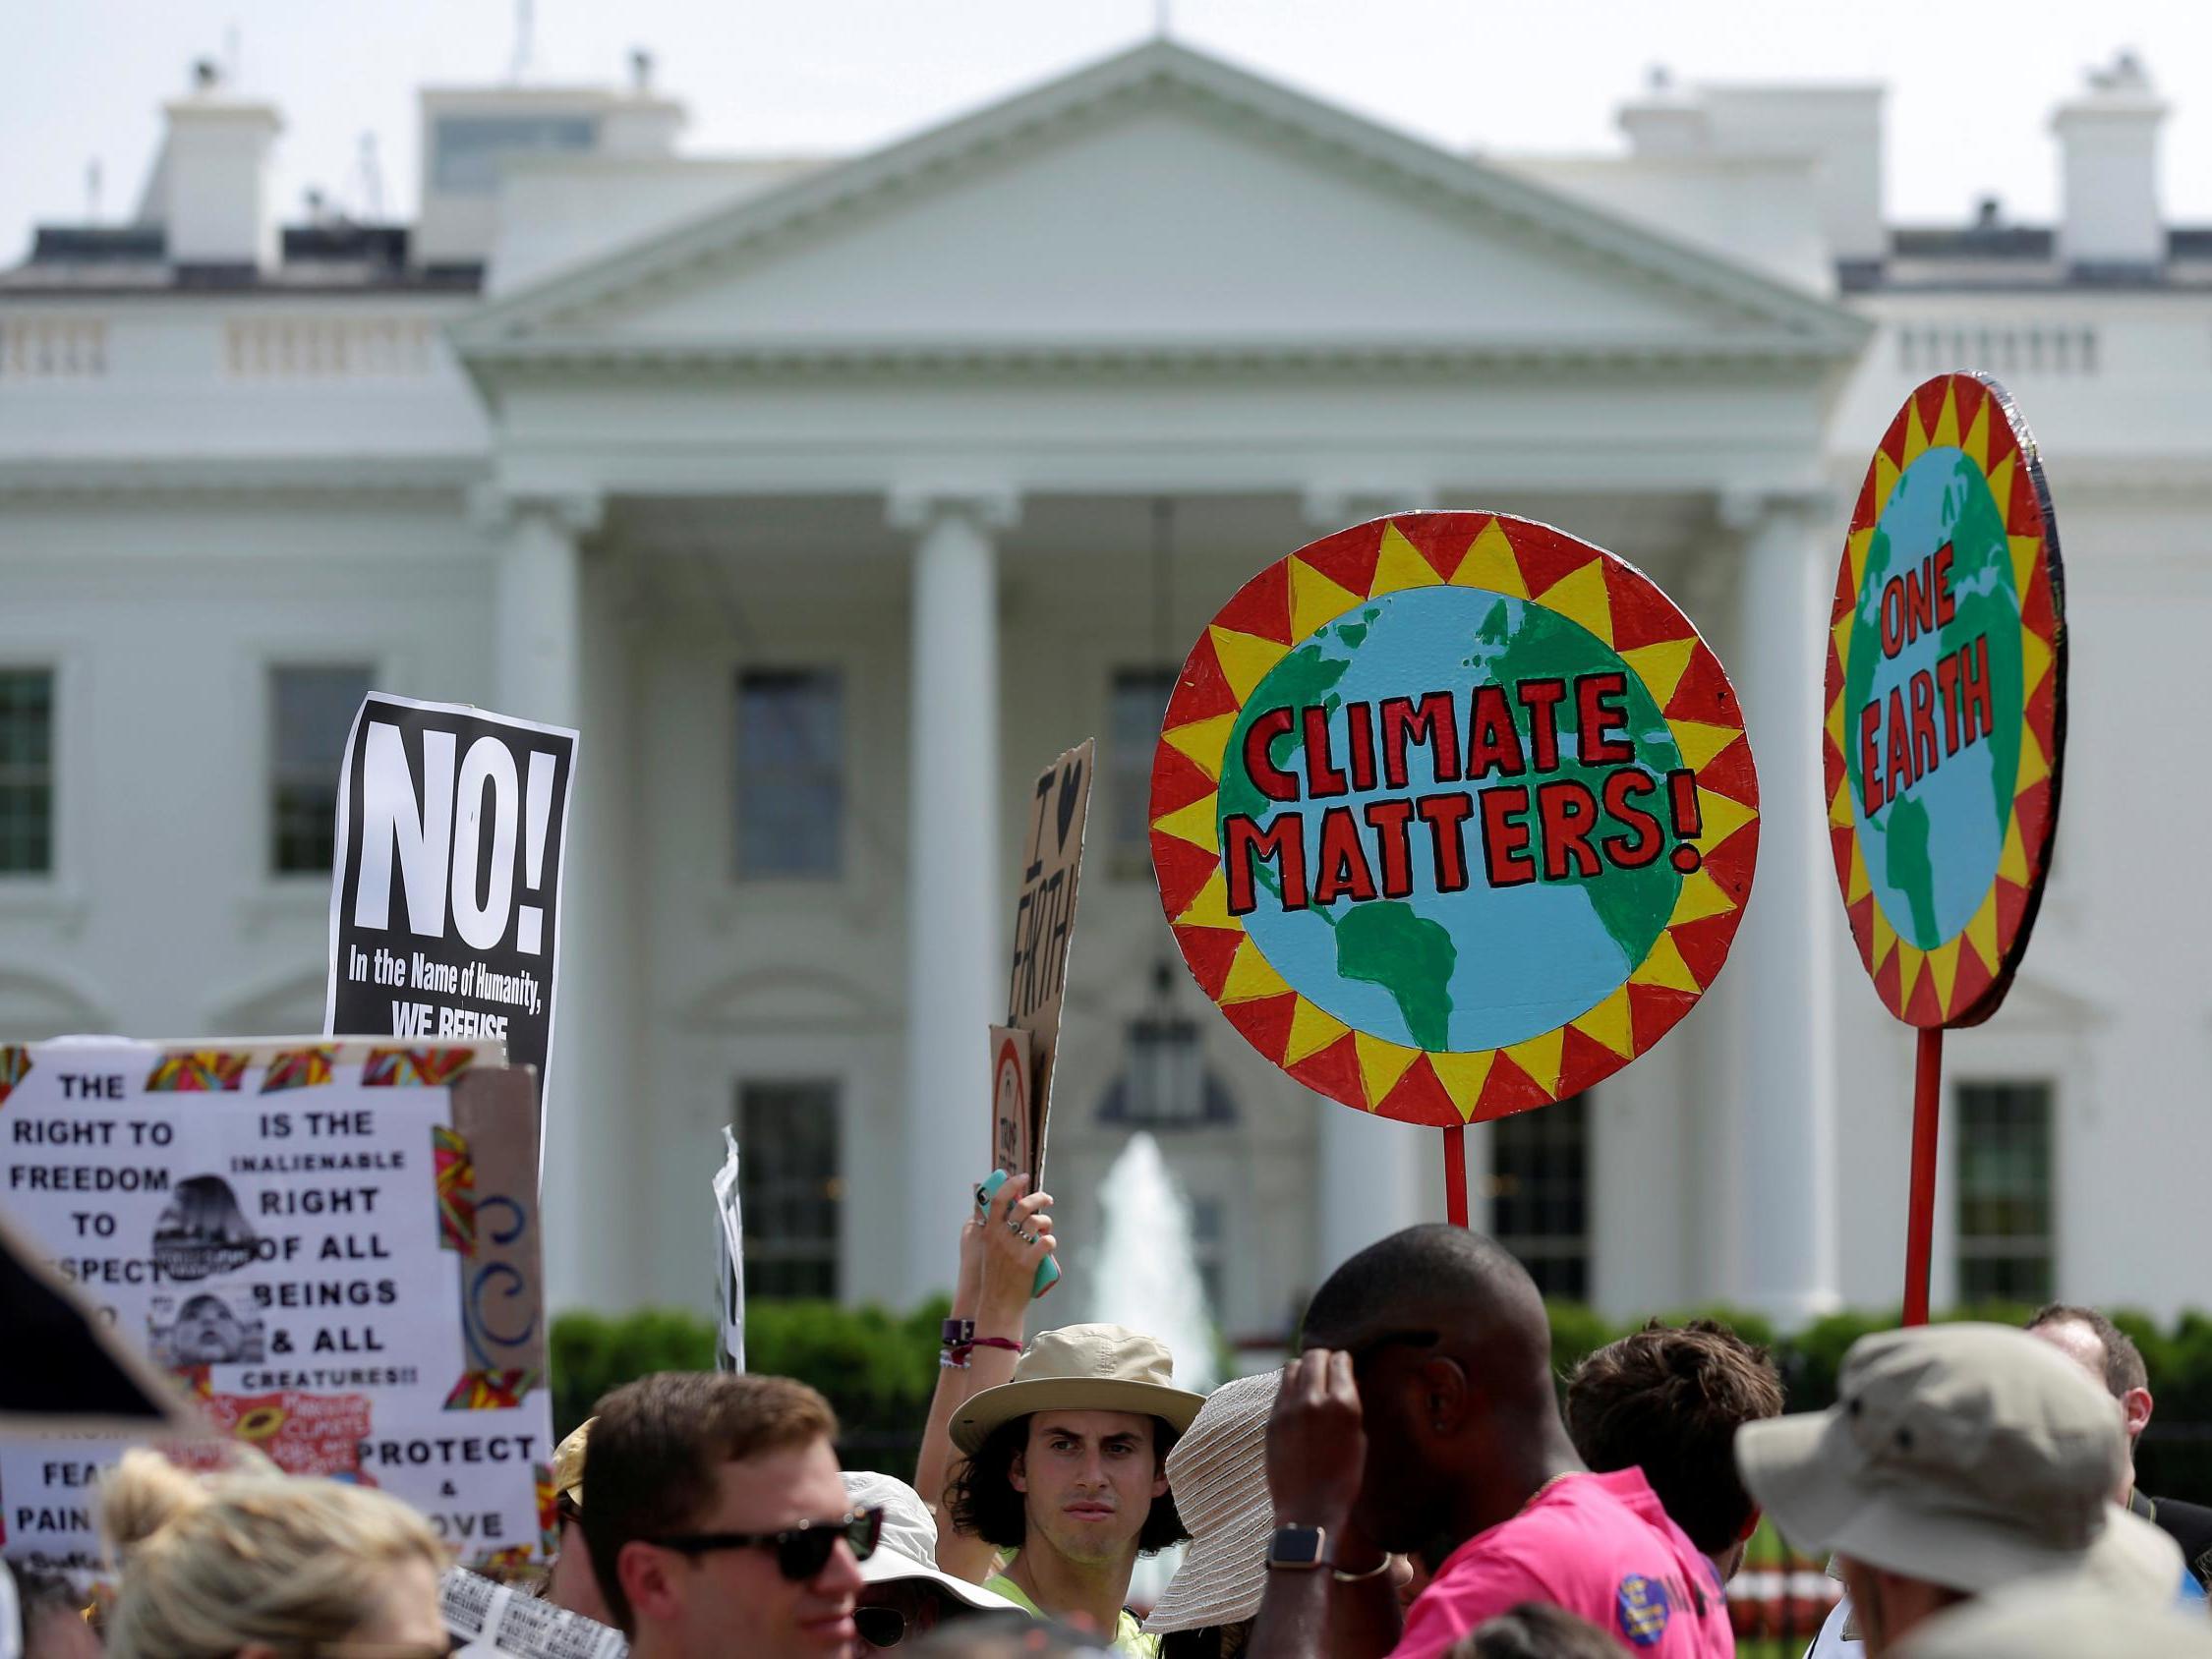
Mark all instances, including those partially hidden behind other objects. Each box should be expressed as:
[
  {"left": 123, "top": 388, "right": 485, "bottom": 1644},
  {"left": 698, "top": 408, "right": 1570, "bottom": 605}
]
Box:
[
  {"left": 1721, "top": 489, "right": 1840, "bottom": 1322},
  {"left": 892, "top": 489, "right": 1016, "bottom": 1304},
  {"left": 1301, "top": 487, "right": 1435, "bottom": 1277},
  {"left": 489, "top": 492, "right": 612, "bottom": 1313}
]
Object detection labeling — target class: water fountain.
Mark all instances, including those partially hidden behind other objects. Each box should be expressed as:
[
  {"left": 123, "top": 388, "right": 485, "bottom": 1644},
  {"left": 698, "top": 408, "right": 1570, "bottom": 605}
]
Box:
[{"left": 1085, "top": 1130, "right": 1219, "bottom": 1609}]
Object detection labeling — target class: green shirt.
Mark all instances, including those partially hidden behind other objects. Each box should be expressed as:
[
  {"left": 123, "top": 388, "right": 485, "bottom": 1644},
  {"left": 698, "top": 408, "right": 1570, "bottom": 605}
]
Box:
[{"left": 984, "top": 1571, "right": 1160, "bottom": 1657}]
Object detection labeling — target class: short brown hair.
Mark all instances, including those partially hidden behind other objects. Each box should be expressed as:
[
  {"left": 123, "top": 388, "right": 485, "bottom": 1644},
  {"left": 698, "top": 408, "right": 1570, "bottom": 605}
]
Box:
[
  {"left": 580, "top": 1372, "right": 839, "bottom": 1632},
  {"left": 2028, "top": 1304, "right": 2149, "bottom": 1400},
  {"left": 944, "top": 1414, "right": 1187, "bottom": 1556},
  {"left": 1564, "top": 1319, "right": 1782, "bottom": 1556},
  {"left": 1450, "top": 1603, "right": 1622, "bottom": 1659}
]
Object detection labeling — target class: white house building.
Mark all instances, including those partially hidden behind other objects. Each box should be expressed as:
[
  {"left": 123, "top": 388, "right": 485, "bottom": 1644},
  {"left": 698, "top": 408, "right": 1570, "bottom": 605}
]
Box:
[{"left": 3, "top": 40, "right": 2206, "bottom": 1336}]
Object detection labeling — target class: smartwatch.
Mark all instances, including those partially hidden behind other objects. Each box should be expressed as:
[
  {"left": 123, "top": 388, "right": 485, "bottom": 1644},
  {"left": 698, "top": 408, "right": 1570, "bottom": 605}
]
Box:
[{"left": 1266, "top": 1524, "right": 1330, "bottom": 1571}]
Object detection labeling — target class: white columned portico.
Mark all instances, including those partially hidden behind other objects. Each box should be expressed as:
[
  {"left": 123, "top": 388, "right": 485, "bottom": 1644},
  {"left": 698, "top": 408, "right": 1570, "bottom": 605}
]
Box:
[
  {"left": 1300, "top": 486, "right": 1433, "bottom": 1275},
  {"left": 487, "top": 490, "right": 621, "bottom": 1312},
  {"left": 1721, "top": 489, "right": 1840, "bottom": 1322},
  {"left": 891, "top": 488, "right": 1017, "bottom": 1302}
]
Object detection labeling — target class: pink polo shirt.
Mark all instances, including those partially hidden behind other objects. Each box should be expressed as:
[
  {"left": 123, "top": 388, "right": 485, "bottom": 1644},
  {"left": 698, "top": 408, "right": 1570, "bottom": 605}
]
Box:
[{"left": 1389, "top": 1468, "right": 1733, "bottom": 1658}]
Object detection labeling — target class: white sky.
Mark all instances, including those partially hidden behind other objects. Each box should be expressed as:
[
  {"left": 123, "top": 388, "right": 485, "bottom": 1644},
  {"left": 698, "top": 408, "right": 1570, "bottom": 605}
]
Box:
[{"left": 7, "top": 0, "right": 2212, "bottom": 265}]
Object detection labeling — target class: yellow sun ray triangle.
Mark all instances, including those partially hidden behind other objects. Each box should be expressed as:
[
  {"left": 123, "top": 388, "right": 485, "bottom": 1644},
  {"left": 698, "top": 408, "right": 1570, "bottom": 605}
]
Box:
[
  {"left": 2009, "top": 535, "right": 2043, "bottom": 600},
  {"left": 1695, "top": 788, "right": 1758, "bottom": 849},
  {"left": 1209, "top": 626, "right": 1290, "bottom": 704},
  {"left": 2022, "top": 628, "right": 2053, "bottom": 697},
  {"left": 1368, "top": 523, "right": 1441, "bottom": 598},
  {"left": 1895, "top": 941, "right": 1927, "bottom": 1009},
  {"left": 1354, "top": 1033, "right": 1419, "bottom": 1111},
  {"left": 1174, "top": 871, "right": 1235, "bottom": 931},
  {"left": 1630, "top": 931, "right": 1702, "bottom": 994},
  {"left": 1672, "top": 720, "right": 1742, "bottom": 771},
  {"left": 1846, "top": 528, "right": 1875, "bottom": 591},
  {"left": 1985, "top": 453, "right": 2016, "bottom": 522},
  {"left": 2016, "top": 725, "right": 2050, "bottom": 791},
  {"left": 1536, "top": 559, "right": 1613, "bottom": 646},
  {"left": 1451, "top": 519, "right": 1528, "bottom": 598},
  {"left": 1899, "top": 397, "right": 1933, "bottom": 466},
  {"left": 1847, "top": 842, "right": 1871, "bottom": 902},
  {"left": 1826, "top": 692, "right": 1847, "bottom": 758},
  {"left": 1965, "top": 888, "right": 2000, "bottom": 971},
  {"left": 1830, "top": 778, "right": 1854, "bottom": 829},
  {"left": 1429, "top": 1051, "right": 1494, "bottom": 1122},
  {"left": 1998, "top": 815, "right": 2029, "bottom": 884},
  {"left": 1572, "top": 986, "right": 1636, "bottom": 1060},
  {"left": 1832, "top": 612, "right": 1856, "bottom": 673},
  {"left": 1926, "top": 937, "right": 1962, "bottom": 1015},
  {"left": 1503, "top": 1028, "right": 1564, "bottom": 1096},
  {"left": 1931, "top": 382, "right": 1962, "bottom": 451},
  {"left": 1962, "top": 396, "right": 1992, "bottom": 471},
  {"left": 1668, "top": 868, "right": 1736, "bottom": 926},
  {"left": 1149, "top": 791, "right": 1218, "bottom": 853},
  {"left": 1283, "top": 999, "right": 1349, "bottom": 1066},
  {"left": 1622, "top": 637, "right": 1697, "bottom": 709},
  {"left": 1290, "top": 557, "right": 1367, "bottom": 642},
  {"left": 1871, "top": 904, "right": 1898, "bottom": 968},
  {"left": 1219, "top": 937, "right": 1291, "bottom": 1005},
  {"left": 1164, "top": 714, "right": 1238, "bottom": 780}
]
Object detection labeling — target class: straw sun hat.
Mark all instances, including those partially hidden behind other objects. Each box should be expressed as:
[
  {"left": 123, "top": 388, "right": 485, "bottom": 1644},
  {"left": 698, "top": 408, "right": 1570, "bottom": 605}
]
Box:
[
  {"left": 1142, "top": 1370, "right": 1280, "bottom": 1633},
  {"left": 951, "top": 1325, "right": 1205, "bottom": 1457}
]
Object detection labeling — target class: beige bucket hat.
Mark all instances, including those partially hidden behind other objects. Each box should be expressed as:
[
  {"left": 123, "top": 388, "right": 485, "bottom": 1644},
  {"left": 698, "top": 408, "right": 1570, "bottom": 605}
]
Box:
[
  {"left": 1900, "top": 1579, "right": 2212, "bottom": 1658},
  {"left": 951, "top": 1325, "right": 1205, "bottom": 1457},
  {"left": 1736, "top": 1323, "right": 2178, "bottom": 1598},
  {"left": 1142, "top": 1370, "right": 1279, "bottom": 1633}
]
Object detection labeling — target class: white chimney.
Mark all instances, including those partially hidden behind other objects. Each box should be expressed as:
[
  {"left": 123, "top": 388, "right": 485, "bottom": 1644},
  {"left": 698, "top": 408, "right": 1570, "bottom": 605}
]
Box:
[
  {"left": 142, "top": 63, "right": 282, "bottom": 267},
  {"left": 2053, "top": 50, "right": 2166, "bottom": 270},
  {"left": 1617, "top": 68, "right": 1710, "bottom": 156}
]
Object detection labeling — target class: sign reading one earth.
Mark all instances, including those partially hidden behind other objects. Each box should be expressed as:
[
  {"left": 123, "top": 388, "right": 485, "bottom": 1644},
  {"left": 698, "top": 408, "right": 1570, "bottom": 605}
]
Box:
[
  {"left": 1824, "top": 373, "right": 2065, "bottom": 1028},
  {"left": 1150, "top": 513, "right": 1760, "bottom": 1126}
]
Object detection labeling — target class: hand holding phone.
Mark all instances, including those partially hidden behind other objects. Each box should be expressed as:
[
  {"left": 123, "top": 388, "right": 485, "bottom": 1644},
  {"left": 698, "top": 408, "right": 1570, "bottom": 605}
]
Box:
[{"left": 976, "top": 1168, "right": 1062, "bottom": 1300}]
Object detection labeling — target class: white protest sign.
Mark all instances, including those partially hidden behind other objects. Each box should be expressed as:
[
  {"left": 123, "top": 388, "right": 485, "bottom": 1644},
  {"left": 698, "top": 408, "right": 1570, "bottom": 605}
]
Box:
[
  {"left": 326, "top": 694, "right": 577, "bottom": 1103},
  {"left": 714, "top": 1128, "right": 744, "bottom": 1374},
  {"left": 0, "top": 1039, "right": 553, "bottom": 1577}
]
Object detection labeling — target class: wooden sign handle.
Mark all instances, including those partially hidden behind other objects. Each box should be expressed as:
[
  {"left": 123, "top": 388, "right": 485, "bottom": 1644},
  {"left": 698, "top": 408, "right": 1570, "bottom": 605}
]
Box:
[{"left": 1901, "top": 1028, "right": 1944, "bottom": 1326}]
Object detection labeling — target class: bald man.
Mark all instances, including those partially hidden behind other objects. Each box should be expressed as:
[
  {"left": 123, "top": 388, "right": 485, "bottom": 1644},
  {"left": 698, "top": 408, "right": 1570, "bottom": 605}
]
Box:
[{"left": 1249, "top": 1226, "right": 1731, "bottom": 1659}]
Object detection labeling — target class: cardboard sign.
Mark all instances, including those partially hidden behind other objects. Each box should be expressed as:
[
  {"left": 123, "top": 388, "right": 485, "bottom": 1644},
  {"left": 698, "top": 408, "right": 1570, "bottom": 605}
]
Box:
[
  {"left": 0, "top": 1039, "right": 553, "bottom": 1577},
  {"left": 987, "top": 1026, "right": 1033, "bottom": 1179},
  {"left": 1826, "top": 373, "right": 2065, "bottom": 1027},
  {"left": 713, "top": 1127, "right": 744, "bottom": 1374},
  {"left": 1005, "top": 741, "right": 1092, "bottom": 1184},
  {"left": 326, "top": 694, "right": 578, "bottom": 1101},
  {"left": 1150, "top": 512, "right": 1759, "bottom": 1125}
]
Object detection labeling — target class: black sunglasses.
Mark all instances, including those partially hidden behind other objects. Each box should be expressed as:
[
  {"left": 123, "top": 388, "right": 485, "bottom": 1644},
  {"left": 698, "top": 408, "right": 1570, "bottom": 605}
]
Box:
[
  {"left": 854, "top": 1606, "right": 907, "bottom": 1648},
  {"left": 651, "top": 1506, "right": 883, "bottom": 1582}
]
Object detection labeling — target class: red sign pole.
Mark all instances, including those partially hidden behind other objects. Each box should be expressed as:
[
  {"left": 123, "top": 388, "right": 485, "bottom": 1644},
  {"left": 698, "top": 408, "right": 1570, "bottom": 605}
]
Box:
[
  {"left": 1442, "top": 1125, "right": 1470, "bottom": 1229},
  {"left": 1901, "top": 1028, "right": 1944, "bottom": 1325}
]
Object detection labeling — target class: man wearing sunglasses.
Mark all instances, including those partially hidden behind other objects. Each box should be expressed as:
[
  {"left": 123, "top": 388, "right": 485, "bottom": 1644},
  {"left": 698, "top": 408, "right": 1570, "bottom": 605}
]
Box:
[
  {"left": 583, "top": 1371, "right": 876, "bottom": 1657},
  {"left": 1247, "top": 1225, "right": 1732, "bottom": 1659}
]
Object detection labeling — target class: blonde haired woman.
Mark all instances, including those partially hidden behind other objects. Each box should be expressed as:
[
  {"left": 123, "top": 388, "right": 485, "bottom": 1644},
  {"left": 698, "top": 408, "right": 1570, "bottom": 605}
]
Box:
[{"left": 100, "top": 1448, "right": 448, "bottom": 1658}]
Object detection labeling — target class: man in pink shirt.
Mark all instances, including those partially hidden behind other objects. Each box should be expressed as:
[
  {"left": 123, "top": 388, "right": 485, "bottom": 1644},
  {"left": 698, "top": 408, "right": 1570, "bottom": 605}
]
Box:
[{"left": 1247, "top": 1225, "right": 1733, "bottom": 1658}]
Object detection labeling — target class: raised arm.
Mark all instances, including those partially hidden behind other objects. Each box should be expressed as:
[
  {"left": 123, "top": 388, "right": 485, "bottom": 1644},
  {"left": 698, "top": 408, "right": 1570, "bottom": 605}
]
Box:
[
  {"left": 912, "top": 1172, "right": 1055, "bottom": 1581},
  {"left": 1249, "top": 1350, "right": 1393, "bottom": 1659}
]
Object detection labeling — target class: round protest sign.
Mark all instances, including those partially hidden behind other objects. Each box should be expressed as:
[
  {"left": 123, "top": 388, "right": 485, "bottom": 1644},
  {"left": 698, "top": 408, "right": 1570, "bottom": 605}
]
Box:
[
  {"left": 1824, "top": 373, "right": 2064, "bottom": 1028},
  {"left": 1149, "top": 512, "right": 1759, "bottom": 1126}
]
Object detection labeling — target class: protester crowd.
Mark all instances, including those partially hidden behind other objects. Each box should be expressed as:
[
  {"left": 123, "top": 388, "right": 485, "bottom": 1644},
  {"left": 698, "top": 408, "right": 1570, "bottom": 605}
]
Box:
[{"left": 11, "top": 1172, "right": 2212, "bottom": 1659}]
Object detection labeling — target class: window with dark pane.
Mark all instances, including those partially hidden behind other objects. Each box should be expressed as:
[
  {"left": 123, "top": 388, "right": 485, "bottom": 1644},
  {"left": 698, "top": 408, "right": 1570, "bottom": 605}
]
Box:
[
  {"left": 1488, "top": 1093, "right": 1591, "bottom": 1300},
  {"left": 1108, "top": 667, "right": 1175, "bottom": 875},
  {"left": 736, "top": 1081, "right": 842, "bottom": 1299},
  {"left": 0, "top": 669, "right": 54, "bottom": 875},
  {"left": 1956, "top": 1080, "right": 2054, "bottom": 1304},
  {"left": 736, "top": 669, "right": 844, "bottom": 879},
  {"left": 271, "top": 665, "right": 372, "bottom": 876},
  {"left": 1189, "top": 1194, "right": 1226, "bottom": 1317}
]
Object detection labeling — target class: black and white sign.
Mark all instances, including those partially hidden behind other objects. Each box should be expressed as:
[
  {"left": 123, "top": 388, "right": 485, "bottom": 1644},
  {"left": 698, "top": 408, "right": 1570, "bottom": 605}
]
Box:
[{"left": 325, "top": 694, "right": 578, "bottom": 1102}]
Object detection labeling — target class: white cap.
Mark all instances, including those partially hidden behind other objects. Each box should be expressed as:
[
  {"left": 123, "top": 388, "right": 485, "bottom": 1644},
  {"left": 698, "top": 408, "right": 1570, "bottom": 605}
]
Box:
[{"left": 842, "top": 1470, "right": 1026, "bottom": 1614}]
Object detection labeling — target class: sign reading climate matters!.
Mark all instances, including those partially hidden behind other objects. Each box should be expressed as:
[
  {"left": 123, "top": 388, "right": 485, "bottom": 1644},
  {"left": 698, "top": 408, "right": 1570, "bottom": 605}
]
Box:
[
  {"left": 1825, "top": 372, "right": 2065, "bottom": 1028},
  {"left": 1150, "top": 513, "right": 1759, "bottom": 1126}
]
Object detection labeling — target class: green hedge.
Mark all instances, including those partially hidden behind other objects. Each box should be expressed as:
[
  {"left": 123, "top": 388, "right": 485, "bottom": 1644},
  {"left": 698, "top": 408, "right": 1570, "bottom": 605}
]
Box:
[{"left": 550, "top": 1300, "right": 2212, "bottom": 1499}]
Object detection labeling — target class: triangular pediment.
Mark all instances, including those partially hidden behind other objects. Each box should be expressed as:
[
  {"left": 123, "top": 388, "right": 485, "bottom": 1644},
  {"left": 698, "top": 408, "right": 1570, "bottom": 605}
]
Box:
[{"left": 455, "top": 41, "right": 1864, "bottom": 367}]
